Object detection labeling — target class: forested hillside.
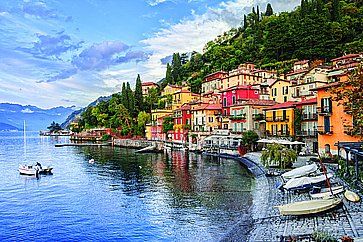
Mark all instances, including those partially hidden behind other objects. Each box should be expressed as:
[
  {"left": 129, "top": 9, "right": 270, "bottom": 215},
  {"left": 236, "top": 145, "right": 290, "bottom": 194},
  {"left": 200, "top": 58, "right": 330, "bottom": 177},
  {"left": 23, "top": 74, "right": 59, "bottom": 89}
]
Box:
[{"left": 162, "top": 0, "right": 363, "bottom": 93}]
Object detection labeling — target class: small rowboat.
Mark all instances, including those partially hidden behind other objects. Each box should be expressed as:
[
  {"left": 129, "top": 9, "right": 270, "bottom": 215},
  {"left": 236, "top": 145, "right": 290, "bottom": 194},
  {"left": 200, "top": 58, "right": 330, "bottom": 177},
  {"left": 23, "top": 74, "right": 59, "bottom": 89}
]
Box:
[
  {"left": 344, "top": 190, "right": 360, "bottom": 202},
  {"left": 310, "top": 186, "right": 344, "bottom": 198},
  {"left": 283, "top": 173, "right": 333, "bottom": 191},
  {"left": 18, "top": 164, "right": 53, "bottom": 176},
  {"left": 276, "top": 197, "right": 342, "bottom": 216}
]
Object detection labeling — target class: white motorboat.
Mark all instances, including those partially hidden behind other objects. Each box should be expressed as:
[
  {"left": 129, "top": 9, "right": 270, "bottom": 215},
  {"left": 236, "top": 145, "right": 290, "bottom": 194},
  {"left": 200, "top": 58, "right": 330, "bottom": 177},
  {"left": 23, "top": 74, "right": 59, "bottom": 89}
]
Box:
[
  {"left": 310, "top": 186, "right": 345, "bottom": 198},
  {"left": 18, "top": 164, "right": 53, "bottom": 176},
  {"left": 282, "top": 163, "right": 318, "bottom": 180}
]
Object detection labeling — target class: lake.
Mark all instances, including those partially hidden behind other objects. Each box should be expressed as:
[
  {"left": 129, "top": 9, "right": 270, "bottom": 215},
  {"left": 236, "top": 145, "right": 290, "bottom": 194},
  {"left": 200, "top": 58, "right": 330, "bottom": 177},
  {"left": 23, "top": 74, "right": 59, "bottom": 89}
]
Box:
[{"left": 0, "top": 131, "right": 255, "bottom": 241}]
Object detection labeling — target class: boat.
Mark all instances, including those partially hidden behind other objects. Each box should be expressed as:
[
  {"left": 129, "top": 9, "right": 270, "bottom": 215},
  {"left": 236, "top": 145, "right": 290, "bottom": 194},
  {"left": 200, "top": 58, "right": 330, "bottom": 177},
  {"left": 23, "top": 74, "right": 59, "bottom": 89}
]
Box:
[
  {"left": 276, "top": 197, "right": 342, "bottom": 216},
  {"left": 282, "top": 163, "right": 318, "bottom": 180},
  {"left": 283, "top": 173, "right": 333, "bottom": 191},
  {"left": 310, "top": 185, "right": 344, "bottom": 198},
  {"left": 18, "top": 164, "right": 53, "bottom": 176},
  {"left": 344, "top": 190, "right": 360, "bottom": 202},
  {"left": 135, "top": 145, "right": 157, "bottom": 153}
]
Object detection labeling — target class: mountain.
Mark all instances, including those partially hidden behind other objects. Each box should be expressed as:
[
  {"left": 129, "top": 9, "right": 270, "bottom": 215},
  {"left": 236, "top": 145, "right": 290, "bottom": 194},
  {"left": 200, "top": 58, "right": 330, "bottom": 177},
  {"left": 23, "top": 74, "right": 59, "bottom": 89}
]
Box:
[
  {"left": 0, "top": 103, "right": 76, "bottom": 131},
  {"left": 61, "top": 95, "right": 112, "bottom": 129},
  {"left": 0, "top": 122, "right": 20, "bottom": 131}
]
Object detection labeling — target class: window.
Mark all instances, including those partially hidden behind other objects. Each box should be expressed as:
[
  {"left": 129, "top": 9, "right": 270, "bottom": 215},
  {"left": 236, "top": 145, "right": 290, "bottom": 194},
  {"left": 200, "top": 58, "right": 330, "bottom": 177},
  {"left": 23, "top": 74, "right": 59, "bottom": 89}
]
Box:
[
  {"left": 232, "top": 96, "right": 236, "bottom": 104},
  {"left": 223, "top": 124, "right": 228, "bottom": 129},
  {"left": 223, "top": 98, "right": 227, "bottom": 107},
  {"left": 209, "top": 117, "right": 214, "bottom": 123},
  {"left": 284, "top": 96, "right": 287, "bottom": 102}
]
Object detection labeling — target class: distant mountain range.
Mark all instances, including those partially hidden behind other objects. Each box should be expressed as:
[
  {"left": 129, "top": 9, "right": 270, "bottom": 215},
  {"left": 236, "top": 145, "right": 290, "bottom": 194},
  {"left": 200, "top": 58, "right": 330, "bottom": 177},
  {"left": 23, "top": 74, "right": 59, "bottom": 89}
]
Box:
[
  {"left": 0, "top": 103, "right": 77, "bottom": 131},
  {"left": 61, "top": 96, "right": 112, "bottom": 129}
]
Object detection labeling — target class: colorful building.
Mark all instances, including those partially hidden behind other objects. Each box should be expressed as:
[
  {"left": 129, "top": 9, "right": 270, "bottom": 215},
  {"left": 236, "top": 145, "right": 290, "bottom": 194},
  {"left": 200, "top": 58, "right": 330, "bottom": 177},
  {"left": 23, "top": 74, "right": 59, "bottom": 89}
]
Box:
[
  {"left": 146, "top": 109, "right": 173, "bottom": 141},
  {"left": 141, "top": 82, "right": 158, "bottom": 96},
  {"left": 264, "top": 101, "right": 296, "bottom": 137},
  {"left": 295, "top": 98, "right": 318, "bottom": 153},
  {"left": 172, "top": 104, "right": 191, "bottom": 143},
  {"left": 161, "top": 84, "right": 182, "bottom": 96},
  {"left": 201, "top": 71, "right": 227, "bottom": 95},
  {"left": 312, "top": 81, "right": 360, "bottom": 155},
  {"left": 191, "top": 103, "right": 222, "bottom": 133},
  {"left": 172, "top": 89, "right": 200, "bottom": 111},
  {"left": 269, "top": 79, "right": 294, "bottom": 103}
]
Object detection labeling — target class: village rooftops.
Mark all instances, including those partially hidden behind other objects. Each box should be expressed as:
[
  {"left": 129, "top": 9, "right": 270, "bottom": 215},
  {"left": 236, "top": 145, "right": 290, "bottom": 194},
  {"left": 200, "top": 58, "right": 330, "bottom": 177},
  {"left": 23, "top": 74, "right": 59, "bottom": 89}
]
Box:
[
  {"left": 310, "top": 82, "right": 340, "bottom": 91},
  {"left": 221, "top": 85, "right": 258, "bottom": 92},
  {"left": 203, "top": 71, "right": 228, "bottom": 82},
  {"left": 263, "top": 101, "right": 297, "bottom": 111},
  {"left": 192, "top": 103, "right": 222, "bottom": 111},
  {"left": 331, "top": 53, "right": 362, "bottom": 62},
  {"left": 295, "top": 97, "right": 317, "bottom": 105},
  {"left": 294, "top": 60, "right": 309, "bottom": 65},
  {"left": 286, "top": 68, "right": 309, "bottom": 76}
]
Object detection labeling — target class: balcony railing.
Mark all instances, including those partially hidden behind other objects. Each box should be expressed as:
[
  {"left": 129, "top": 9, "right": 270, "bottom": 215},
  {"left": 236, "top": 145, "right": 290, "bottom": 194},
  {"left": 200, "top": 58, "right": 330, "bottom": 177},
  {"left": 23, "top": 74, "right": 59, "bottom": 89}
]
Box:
[
  {"left": 296, "top": 130, "right": 318, "bottom": 137},
  {"left": 317, "top": 126, "right": 333, "bottom": 135},
  {"left": 302, "top": 113, "right": 318, "bottom": 121},
  {"left": 229, "top": 114, "right": 246, "bottom": 121},
  {"left": 265, "top": 116, "right": 290, "bottom": 122},
  {"left": 317, "top": 106, "right": 332, "bottom": 115},
  {"left": 266, "top": 130, "right": 290, "bottom": 137},
  {"left": 252, "top": 113, "right": 265, "bottom": 121}
]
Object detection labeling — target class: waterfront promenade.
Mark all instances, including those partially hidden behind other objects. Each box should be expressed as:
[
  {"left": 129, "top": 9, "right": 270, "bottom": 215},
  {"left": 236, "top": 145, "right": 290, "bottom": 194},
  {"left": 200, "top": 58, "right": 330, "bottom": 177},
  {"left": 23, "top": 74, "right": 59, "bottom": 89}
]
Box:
[{"left": 225, "top": 152, "right": 363, "bottom": 241}]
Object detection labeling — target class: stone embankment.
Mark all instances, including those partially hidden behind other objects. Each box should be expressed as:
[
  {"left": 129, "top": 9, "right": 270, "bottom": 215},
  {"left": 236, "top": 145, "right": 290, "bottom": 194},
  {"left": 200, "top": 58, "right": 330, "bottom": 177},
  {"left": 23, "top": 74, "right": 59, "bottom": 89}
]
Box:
[{"left": 224, "top": 152, "right": 363, "bottom": 241}]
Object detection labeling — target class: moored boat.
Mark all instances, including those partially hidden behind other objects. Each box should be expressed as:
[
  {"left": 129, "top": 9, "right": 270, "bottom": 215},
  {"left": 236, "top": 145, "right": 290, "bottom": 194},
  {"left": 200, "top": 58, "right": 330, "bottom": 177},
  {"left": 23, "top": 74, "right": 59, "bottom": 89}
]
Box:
[
  {"left": 344, "top": 190, "right": 360, "bottom": 202},
  {"left": 310, "top": 185, "right": 344, "bottom": 198},
  {"left": 283, "top": 173, "right": 333, "bottom": 191},
  {"left": 282, "top": 163, "right": 318, "bottom": 180},
  {"left": 18, "top": 164, "right": 53, "bottom": 176},
  {"left": 276, "top": 197, "right": 342, "bottom": 216}
]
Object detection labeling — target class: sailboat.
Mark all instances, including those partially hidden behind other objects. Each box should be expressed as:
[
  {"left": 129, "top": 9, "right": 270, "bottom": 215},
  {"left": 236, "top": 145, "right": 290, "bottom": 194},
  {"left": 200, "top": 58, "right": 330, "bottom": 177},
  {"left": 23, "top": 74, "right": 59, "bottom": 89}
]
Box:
[{"left": 18, "top": 120, "right": 53, "bottom": 176}]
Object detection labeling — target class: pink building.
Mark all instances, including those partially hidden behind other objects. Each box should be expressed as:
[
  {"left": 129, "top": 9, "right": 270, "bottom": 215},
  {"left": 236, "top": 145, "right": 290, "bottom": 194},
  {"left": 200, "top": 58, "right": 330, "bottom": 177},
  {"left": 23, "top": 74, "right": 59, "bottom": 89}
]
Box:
[{"left": 220, "top": 85, "right": 260, "bottom": 116}]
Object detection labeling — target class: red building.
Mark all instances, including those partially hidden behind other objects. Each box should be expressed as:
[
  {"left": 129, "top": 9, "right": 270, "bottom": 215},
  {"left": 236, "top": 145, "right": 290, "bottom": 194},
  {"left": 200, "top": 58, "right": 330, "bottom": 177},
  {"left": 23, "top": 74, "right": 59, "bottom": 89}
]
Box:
[
  {"left": 172, "top": 104, "right": 191, "bottom": 142},
  {"left": 221, "top": 85, "right": 260, "bottom": 116}
]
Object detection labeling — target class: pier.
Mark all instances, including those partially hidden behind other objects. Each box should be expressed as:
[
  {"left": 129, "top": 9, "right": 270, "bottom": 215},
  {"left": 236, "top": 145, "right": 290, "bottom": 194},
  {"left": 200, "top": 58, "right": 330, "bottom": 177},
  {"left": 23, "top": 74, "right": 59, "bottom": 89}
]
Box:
[{"left": 55, "top": 142, "right": 111, "bottom": 147}]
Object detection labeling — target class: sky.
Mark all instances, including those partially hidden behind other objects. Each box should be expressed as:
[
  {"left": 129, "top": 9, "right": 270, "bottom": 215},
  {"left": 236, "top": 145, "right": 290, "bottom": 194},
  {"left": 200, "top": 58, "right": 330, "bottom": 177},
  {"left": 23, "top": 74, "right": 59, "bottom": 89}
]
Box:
[{"left": 0, "top": 0, "right": 300, "bottom": 109}]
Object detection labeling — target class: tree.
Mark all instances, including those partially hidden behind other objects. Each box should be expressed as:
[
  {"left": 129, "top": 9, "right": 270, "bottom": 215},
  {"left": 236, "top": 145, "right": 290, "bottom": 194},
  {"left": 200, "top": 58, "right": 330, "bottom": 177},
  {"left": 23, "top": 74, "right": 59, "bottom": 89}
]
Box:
[
  {"left": 241, "top": 130, "right": 259, "bottom": 151},
  {"left": 261, "top": 143, "right": 297, "bottom": 169},
  {"left": 162, "top": 116, "right": 174, "bottom": 134},
  {"left": 331, "top": 0, "right": 340, "bottom": 21},
  {"left": 134, "top": 74, "right": 143, "bottom": 113},
  {"left": 165, "top": 63, "right": 172, "bottom": 85},
  {"left": 47, "top": 121, "right": 62, "bottom": 133},
  {"left": 265, "top": 3, "right": 273, "bottom": 16},
  {"left": 171, "top": 53, "right": 182, "bottom": 84},
  {"left": 257, "top": 5, "right": 260, "bottom": 22},
  {"left": 243, "top": 14, "right": 248, "bottom": 29},
  {"left": 136, "top": 111, "right": 151, "bottom": 136},
  {"left": 330, "top": 65, "right": 363, "bottom": 139}
]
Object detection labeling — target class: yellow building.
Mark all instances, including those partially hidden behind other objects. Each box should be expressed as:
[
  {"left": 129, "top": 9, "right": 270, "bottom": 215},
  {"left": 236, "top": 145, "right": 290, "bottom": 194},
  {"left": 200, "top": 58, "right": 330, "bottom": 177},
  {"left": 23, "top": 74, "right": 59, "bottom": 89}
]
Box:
[
  {"left": 191, "top": 103, "right": 222, "bottom": 133},
  {"left": 145, "top": 109, "right": 173, "bottom": 140},
  {"left": 264, "top": 101, "right": 296, "bottom": 137},
  {"left": 161, "top": 84, "right": 182, "bottom": 96},
  {"left": 172, "top": 90, "right": 200, "bottom": 110},
  {"left": 269, "top": 79, "right": 293, "bottom": 103}
]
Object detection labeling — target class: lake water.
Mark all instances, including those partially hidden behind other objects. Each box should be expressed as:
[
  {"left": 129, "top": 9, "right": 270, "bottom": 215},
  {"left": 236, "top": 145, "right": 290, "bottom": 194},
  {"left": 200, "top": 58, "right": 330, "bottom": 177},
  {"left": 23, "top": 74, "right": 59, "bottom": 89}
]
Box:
[{"left": 0, "top": 132, "right": 255, "bottom": 241}]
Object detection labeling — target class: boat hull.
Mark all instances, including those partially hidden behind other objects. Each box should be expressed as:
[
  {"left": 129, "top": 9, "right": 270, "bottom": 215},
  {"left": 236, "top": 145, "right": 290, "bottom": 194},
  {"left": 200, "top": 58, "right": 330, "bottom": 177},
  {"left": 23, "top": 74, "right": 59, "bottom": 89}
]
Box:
[
  {"left": 277, "top": 198, "right": 342, "bottom": 216},
  {"left": 344, "top": 190, "right": 360, "bottom": 202},
  {"left": 310, "top": 186, "right": 344, "bottom": 198}
]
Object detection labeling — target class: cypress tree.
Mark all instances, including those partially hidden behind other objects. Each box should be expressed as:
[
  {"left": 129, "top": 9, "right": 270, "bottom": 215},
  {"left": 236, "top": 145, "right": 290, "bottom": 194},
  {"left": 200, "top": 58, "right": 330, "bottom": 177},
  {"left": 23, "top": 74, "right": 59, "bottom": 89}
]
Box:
[
  {"left": 121, "top": 82, "right": 127, "bottom": 109},
  {"left": 257, "top": 5, "right": 260, "bottom": 22},
  {"left": 171, "top": 53, "right": 182, "bottom": 84},
  {"left": 265, "top": 3, "right": 273, "bottom": 16},
  {"left": 134, "top": 74, "right": 143, "bottom": 113},
  {"left": 126, "top": 82, "right": 135, "bottom": 117},
  {"left": 243, "top": 14, "right": 247, "bottom": 29},
  {"left": 165, "top": 63, "right": 172, "bottom": 84},
  {"left": 300, "top": 0, "right": 306, "bottom": 17}
]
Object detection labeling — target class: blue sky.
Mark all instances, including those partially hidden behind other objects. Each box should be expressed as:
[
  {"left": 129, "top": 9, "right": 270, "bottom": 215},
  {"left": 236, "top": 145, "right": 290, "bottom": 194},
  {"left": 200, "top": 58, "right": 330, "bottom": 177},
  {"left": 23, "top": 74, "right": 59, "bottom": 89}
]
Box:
[{"left": 0, "top": 0, "right": 300, "bottom": 108}]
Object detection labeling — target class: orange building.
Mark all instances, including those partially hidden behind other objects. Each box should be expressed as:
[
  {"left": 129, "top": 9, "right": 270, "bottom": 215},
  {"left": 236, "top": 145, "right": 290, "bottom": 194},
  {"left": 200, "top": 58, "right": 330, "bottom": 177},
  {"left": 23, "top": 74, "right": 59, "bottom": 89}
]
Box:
[
  {"left": 141, "top": 82, "right": 158, "bottom": 96},
  {"left": 312, "top": 79, "right": 360, "bottom": 155}
]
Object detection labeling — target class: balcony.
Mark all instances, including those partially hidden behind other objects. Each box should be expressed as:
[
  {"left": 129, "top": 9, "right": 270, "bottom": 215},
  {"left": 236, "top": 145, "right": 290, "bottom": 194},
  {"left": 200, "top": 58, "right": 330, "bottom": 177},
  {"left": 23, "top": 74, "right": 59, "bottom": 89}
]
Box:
[
  {"left": 317, "top": 106, "right": 332, "bottom": 116},
  {"left": 301, "top": 113, "right": 318, "bottom": 121},
  {"left": 266, "top": 130, "right": 290, "bottom": 137},
  {"left": 317, "top": 126, "right": 333, "bottom": 135},
  {"left": 229, "top": 114, "right": 246, "bottom": 121},
  {"left": 252, "top": 113, "right": 265, "bottom": 121},
  {"left": 265, "top": 116, "right": 290, "bottom": 122},
  {"left": 296, "top": 130, "right": 318, "bottom": 137},
  {"left": 344, "top": 125, "right": 362, "bottom": 136}
]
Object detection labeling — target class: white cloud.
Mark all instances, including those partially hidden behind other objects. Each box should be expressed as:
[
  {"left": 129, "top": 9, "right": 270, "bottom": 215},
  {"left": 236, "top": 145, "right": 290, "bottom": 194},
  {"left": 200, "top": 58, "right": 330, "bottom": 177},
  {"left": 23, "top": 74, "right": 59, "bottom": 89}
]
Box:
[
  {"left": 146, "top": 0, "right": 171, "bottom": 6},
  {"left": 139, "top": 0, "right": 300, "bottom": 83}
]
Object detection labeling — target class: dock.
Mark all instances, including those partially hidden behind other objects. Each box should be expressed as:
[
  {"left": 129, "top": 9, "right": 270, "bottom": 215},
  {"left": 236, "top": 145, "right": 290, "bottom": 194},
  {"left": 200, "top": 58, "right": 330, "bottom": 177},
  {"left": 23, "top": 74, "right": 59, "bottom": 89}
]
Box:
[{"left": 55, "top": 142, "right": 111, "bottom": 147}]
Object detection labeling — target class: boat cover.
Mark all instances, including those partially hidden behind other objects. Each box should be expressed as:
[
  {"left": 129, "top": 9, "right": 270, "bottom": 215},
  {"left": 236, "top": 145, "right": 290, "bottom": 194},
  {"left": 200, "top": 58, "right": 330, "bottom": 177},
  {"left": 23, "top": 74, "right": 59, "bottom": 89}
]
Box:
[
  {"left": 282, "top": 163, "right": 318, "bottom": 179},
  {"left": 283, "top": 173, "right": 333, "bottom": 190}
]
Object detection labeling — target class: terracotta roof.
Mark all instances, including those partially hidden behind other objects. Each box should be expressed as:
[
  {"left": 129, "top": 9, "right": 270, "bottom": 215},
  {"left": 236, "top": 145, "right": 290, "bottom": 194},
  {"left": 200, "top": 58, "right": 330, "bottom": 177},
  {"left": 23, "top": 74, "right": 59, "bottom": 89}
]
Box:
[
  {"left": 180, "top": 104, "right": 191, "bottom": 110},
  {"left": 331, "top": 54, "right": 361, "bottom": 62},
  {"left": 243, "top": 99, "right": 277, "bottom": 106},
  {"left": 310, "top": 82, "right": 340, "bottom": 91},
  {"left": 286, "top": 69, "right": 308, "bottom": 76},
  {"left": 264, "top": 101, "right": 297, "bottom": 111},
  {"left": 269, "top": 79, "right": 291, "bottom": 87},
  {"left": 192, "top": 103, "right": 222, "bottom": 111},
  {"left": 296, "top": 97, "right": 317, "bottom": 105},
  {"left": 142, "top": 82, "right": 158, "bottom": 86},
  {"left": 222, "top": 85, "right": 257, "bottom": 92}
]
